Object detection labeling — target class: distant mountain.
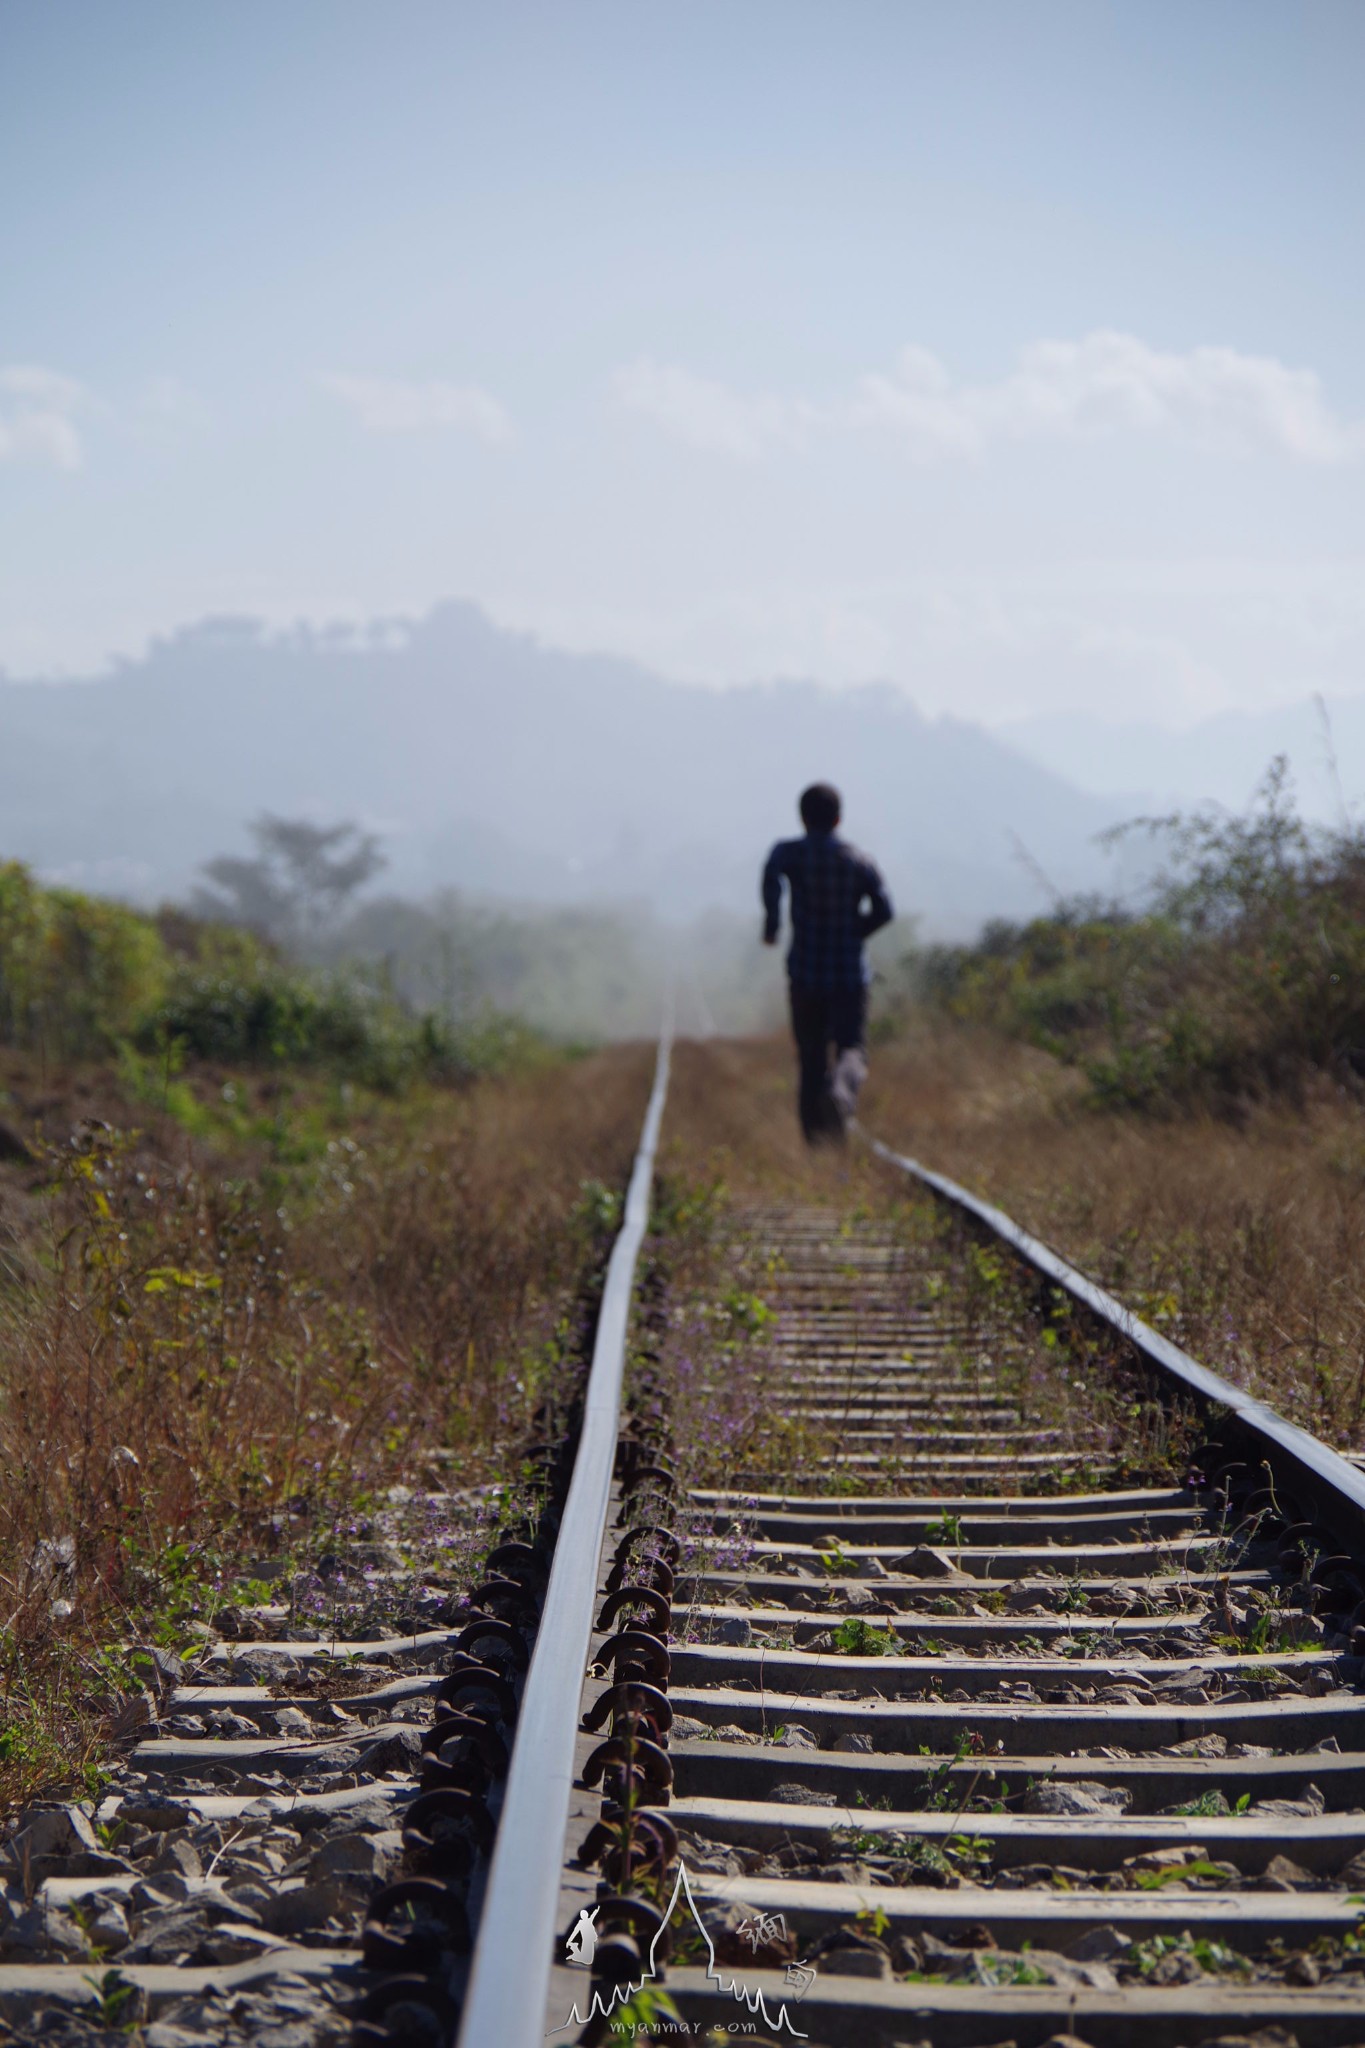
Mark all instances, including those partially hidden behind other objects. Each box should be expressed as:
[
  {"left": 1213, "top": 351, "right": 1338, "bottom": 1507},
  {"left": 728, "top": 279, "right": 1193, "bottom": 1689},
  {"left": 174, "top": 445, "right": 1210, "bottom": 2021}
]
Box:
[
  {"left": 1, "top": 602, "right": 1132, "bottom": 935},
  {"left": 1000, "top": 694, "right": 1365, "bottom": 825}
]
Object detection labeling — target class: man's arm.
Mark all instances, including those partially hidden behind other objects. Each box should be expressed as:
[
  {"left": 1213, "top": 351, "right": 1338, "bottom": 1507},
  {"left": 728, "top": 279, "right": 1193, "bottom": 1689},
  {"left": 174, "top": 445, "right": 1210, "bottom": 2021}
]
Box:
[
  {"left": 857, "top": 859, "right": 894, "bottom": 941},
  {"left": 761, "top": 843, "right": 786, "bottom": 945}
]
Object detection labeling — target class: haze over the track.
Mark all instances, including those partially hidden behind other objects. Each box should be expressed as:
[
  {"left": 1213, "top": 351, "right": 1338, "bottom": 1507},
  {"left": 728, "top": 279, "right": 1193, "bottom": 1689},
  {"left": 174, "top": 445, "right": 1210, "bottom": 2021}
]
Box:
[
  {"left": 0, "top": 604, "right": 1138, "bottom": 934},
  {"left": 2, "top": 0, "right": 1361, "bottom": 738}
]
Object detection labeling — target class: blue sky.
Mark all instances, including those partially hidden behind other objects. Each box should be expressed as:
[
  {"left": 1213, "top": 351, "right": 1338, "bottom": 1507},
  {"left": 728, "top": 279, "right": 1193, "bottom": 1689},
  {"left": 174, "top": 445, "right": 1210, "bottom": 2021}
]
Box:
[{"left": 2, "top": 0, "right": 1362, "bottom": 725}]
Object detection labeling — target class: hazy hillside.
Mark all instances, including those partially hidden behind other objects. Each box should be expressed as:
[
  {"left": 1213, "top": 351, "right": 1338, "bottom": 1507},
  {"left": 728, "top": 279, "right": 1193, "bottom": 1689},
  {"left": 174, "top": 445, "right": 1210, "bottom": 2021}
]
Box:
[
  {"left": 0, "top": 603, "right": 1131, "bottom": 935},
  {"left": 1001, "top": 696, "right": 1365, "bottom": 824}
]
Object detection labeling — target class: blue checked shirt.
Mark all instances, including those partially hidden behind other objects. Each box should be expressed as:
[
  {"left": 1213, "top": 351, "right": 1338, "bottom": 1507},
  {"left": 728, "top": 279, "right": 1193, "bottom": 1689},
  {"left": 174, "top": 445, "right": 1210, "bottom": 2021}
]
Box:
[{"left": 762, "top": 830, "right": 894, "bottom": 989}]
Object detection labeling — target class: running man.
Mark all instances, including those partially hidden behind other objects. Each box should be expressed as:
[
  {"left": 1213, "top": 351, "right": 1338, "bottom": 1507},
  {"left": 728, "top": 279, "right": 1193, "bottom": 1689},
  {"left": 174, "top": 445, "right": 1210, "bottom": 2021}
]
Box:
[{"left": 762, "top": 782, "right": 894, "bottom": 1143}]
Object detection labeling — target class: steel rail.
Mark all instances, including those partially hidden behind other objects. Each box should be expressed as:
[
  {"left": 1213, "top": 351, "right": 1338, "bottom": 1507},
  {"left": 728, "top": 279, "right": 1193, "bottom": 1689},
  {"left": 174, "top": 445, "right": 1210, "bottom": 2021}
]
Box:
[
  {"left": 456, "top": 1031, "right": 673, "bottom": 2048},
  {"left": 863, "top": 1130, "right": 1365, "bottom": 1554}
]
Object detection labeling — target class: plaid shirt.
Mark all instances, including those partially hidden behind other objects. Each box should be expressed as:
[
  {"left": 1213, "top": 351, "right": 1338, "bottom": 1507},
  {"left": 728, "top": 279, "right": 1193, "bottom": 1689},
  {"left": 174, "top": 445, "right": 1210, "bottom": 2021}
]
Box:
[{"left": 762, "top": 830, "right": 893, "bottom": 989}]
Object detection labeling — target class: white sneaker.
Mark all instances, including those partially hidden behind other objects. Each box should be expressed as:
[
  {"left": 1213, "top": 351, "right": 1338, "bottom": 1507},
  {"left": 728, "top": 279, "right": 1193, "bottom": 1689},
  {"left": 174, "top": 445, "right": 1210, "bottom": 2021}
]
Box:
[{"left": 830, "top": 1048, "right": 868, "bottom": 1118}]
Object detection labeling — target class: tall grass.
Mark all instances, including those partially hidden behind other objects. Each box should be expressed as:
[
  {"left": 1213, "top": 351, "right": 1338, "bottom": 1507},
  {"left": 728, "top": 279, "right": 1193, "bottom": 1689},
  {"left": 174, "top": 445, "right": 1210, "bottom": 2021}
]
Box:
[
  {"left": 863, "top": 1021, "right": 1365, "bottom": 1453},
  {"left": 0, "top": 1043, "right": 652, "bottom": 1810}
]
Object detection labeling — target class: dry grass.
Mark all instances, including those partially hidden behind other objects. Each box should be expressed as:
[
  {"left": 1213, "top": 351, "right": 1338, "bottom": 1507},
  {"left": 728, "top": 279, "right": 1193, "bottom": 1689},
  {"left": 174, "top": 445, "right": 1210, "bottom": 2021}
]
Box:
[
  {"left": 863, "top": 1018, "right": 1365, "bottom": 1452},
  {"left": 659, "top": 1026, "right": 1365, "bottom": 1471},
  {"left": 0, "top": 1042, "right": 653, "bottom": 1808},
  {"left": 13, "top": 1007, "right": 1356, "bottom": 1804},
  {"left": 655, "top": 1038, "right": 1173, "bottom": 1502}
]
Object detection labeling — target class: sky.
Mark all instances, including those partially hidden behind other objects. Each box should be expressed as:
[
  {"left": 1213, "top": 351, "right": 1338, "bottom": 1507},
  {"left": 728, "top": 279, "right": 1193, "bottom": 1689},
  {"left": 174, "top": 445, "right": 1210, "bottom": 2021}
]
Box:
[{"left": 2, "top": 0, "right": 1363, "bottom": 728}]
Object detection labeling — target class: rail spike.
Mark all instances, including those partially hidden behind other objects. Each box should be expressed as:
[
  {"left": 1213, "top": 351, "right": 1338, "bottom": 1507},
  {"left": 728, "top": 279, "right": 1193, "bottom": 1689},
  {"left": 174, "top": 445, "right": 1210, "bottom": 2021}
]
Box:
[
  {"left": 593, "top": 1626, "right": 671, "bottom": 1685},
  {"left": 594, "top": 1583, "right": 670, "bottom": 1633},
  {"left": 581, "top": 1677, "right": 673, "bottom": 1735}
]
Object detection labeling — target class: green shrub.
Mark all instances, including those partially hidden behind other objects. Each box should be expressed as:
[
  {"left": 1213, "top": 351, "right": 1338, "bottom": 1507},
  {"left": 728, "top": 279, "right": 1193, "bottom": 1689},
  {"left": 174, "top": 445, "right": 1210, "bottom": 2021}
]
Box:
[
  {"left": 0, "top": 860, "right": 532, "bottom": 1088},
  {"left": 0, "top": 862, "right": 168, "bottom": 1059},
  {"left": 908, "top": 762, "right": 1365, "bottom": 1115}
]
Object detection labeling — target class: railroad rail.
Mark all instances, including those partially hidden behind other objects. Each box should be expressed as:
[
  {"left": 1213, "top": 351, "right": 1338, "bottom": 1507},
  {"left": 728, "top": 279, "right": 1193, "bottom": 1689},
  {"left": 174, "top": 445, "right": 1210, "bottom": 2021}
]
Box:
[
  {"left": 3, "top": 1034, "right": 1365, "bottom": 2048},
  {"left": 488, "top": 1049, "right": 1365, "bottom": 2048}
]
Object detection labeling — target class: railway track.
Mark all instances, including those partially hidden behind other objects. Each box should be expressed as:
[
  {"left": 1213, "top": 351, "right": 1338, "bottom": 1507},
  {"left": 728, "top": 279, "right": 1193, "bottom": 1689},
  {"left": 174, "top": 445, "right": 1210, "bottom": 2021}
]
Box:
[
  {"left": 594, "top": 1202, "right": 1365, "bottom": 2048},
  {"left": 4, "top": 1035, "right": 1365, "bottom": 2046}
]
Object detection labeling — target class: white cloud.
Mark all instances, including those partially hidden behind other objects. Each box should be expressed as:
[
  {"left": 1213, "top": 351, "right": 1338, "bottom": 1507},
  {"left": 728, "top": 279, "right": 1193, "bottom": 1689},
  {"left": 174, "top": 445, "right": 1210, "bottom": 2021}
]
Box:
[
  {"left": 613, "top": 358, "right": 812, "bottom": 459},
  {"left": 0, "top": 364, "right": 88, "bottom": 469},
  {"left": 323, "top": 373, "right": 512, "bottom": 443},
  {"left": 618, "top": 332, "right": 1365, "bottom": 465},
  {"left": 859, "top": 332, "right": 1364, "bottom": 463}
]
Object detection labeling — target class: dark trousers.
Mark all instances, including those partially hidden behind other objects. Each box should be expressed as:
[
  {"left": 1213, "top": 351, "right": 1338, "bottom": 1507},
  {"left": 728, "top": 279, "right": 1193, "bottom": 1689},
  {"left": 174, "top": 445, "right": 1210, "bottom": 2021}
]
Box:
[{"left": 789, "top": 983, "right": 868, "bottom": 1144}]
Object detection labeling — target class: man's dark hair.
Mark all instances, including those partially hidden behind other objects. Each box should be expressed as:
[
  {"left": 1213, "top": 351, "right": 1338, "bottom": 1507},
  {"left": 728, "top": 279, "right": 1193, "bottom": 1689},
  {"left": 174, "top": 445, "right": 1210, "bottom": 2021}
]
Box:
[{"left": 799, "top": 782, "right": 842, "bottom": 833}]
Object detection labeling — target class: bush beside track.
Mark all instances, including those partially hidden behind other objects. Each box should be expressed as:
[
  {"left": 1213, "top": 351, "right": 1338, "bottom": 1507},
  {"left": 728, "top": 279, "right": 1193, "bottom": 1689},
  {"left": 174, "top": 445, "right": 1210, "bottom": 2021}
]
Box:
[
  {"left": 904, "top": 762, "right": 1365, "bottom": 1115},
  {"left": 0, "top": 860, "right": 532, "bottom": 1088}
]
